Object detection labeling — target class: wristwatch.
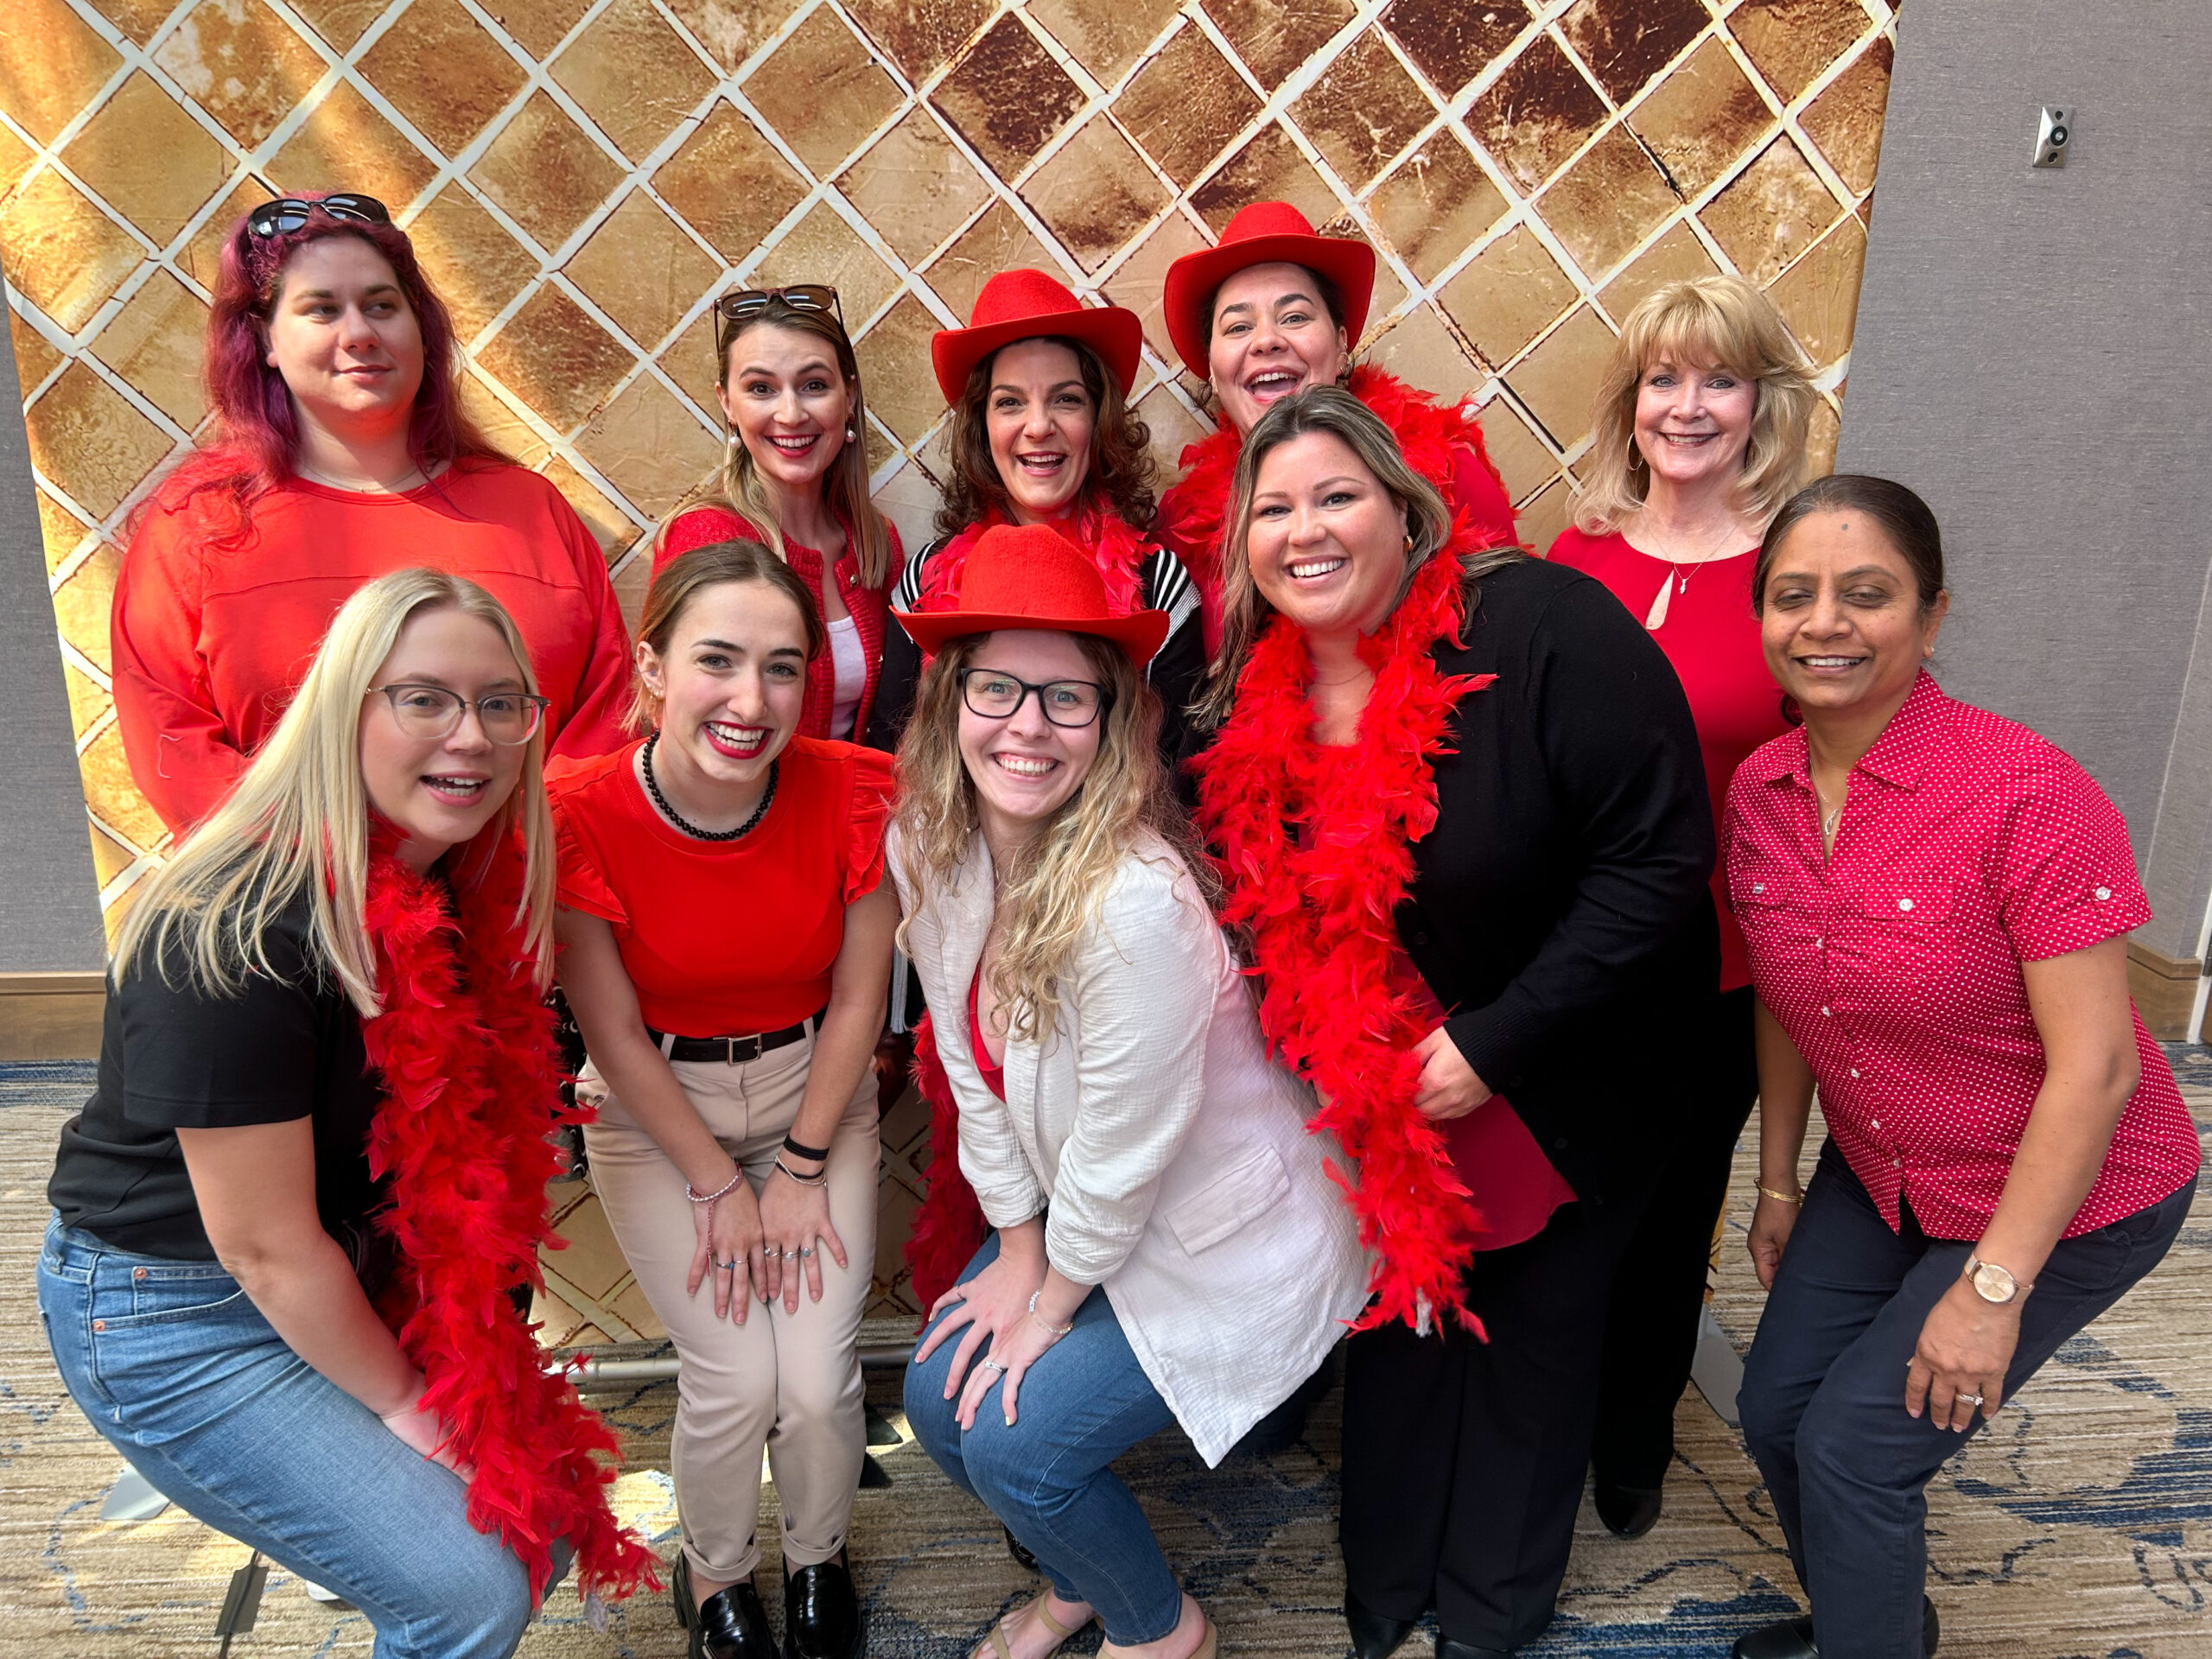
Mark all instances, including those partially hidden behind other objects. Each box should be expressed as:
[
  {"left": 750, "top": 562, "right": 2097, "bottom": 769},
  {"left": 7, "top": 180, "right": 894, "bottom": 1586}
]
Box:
[{"left": 1962, "top": 1256, "right": 2028, "bottom": 1304}]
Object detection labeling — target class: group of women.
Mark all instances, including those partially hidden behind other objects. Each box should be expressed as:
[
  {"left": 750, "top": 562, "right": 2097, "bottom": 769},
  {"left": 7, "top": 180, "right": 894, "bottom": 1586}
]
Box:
[{"left": 36, "top": 190, "right": 2197, "bottom": 1659}]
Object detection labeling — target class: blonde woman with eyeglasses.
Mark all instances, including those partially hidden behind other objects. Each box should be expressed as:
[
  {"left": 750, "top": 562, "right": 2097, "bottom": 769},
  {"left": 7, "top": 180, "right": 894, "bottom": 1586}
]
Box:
[
  {"left": 891, "top": 522, "right": 1367, "bottom": 1659},
  {"left": 41, "top": 569, "right": 653, "bottom": 1657},
  {"left": 650, "top": 283, "right": 902, "bottom": 746}
]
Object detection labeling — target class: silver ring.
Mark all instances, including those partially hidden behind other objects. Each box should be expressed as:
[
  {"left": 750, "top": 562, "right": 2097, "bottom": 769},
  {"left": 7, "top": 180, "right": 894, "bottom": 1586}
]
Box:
[
  {"left": 980, "top": 1359, "right": 1006, "bottom": 1374},
  {"left": 1965, "top": 1394, "right": 1985, "bottom": 1406},
  {"left": 798, "top": 1245, "right": 816, "bottom": 1258},
  {"left": 715, "top": 1257, "right": 736, "bottom": 1270},
  {"left": 780, "top": 1249, "right": 798, "bottom": 1259}
]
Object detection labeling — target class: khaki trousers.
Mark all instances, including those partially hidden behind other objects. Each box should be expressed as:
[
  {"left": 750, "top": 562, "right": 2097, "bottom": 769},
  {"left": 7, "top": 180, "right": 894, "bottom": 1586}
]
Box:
[{"left": 578, "top": 1031, "right": 878, "bottom": 1582}]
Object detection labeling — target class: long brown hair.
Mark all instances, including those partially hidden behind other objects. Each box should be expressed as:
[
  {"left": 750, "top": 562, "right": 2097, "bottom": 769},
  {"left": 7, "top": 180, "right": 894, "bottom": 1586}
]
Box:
[
  {"left": 1193, "top": 386, "right": 1524, "bottom": 729},
  {"left": 933, "top": 335, "right": 1156, "bottom": 539},
  {"left": 652, "top": 298, "right": 893, "bottom": 588}
]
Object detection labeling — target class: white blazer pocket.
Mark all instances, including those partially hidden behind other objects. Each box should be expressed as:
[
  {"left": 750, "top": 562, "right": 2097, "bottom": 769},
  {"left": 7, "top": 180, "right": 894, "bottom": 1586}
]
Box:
[{"left": 1162, "top": 1143, "right": 1290, "bottom": 1256}]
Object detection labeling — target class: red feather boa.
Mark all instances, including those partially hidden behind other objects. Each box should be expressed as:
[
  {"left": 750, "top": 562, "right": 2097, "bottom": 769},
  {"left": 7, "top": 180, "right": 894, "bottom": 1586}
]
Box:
[
  {"left": 1188, "top": 548, "right": 1497, "bottom": 1338},
  {"left": 917, "top": 500, "right": 1145, "bottom": 617},
  {"left": 1166, "top": 366, "right": 1508, "bottom": 653},
  {"left": 360, "top": 841, "right": 658, "bottom": 1602},
  {"left": 899, "top": 501, "right": 1152, "bottom": 1310}
]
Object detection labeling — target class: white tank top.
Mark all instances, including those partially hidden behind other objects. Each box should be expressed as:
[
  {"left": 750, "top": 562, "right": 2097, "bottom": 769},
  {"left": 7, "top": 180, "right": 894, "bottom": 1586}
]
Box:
[{"left": 826, "top": 614, "right": 865, "bottom": 741}]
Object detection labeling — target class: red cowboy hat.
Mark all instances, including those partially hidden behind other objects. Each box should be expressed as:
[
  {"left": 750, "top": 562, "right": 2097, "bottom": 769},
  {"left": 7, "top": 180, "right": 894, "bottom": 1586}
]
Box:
[
  {"left": 893, "top": 523, "right": 1169, "bottom": 665},
  {"left": 1161, "top": 200, "right": 1376, "bottom": 379},
  {"left": 931, "top": 269, "right": 1145, "bottom": 404}
]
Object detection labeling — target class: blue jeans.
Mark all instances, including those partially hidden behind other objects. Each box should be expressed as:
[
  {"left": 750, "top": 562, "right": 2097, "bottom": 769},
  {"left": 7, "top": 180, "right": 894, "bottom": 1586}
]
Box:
[
  {"left": 1738, "top": 1144, "right": 2195, "bottom": 1659},
  {"left": 903, "top": 1232, "right": 1183, "bottom": 1644},
  {"left": 36, "top": 1217, "right": 537, "bottom": 1659}
]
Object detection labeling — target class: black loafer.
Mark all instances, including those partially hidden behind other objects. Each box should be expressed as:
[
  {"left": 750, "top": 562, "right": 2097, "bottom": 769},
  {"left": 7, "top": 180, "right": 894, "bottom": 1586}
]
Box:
[
  {"left": 1435, "top": 1641, "right": 1514, "bottom": 1658},
  {"left": 1731, "top": 1596, "right": 1940, "bottom": 1659},
  {"left": 673, "top": 1554, "right": 779, "bottom": 1659},
  {"left": 1344, "top": 1588, "right": 1416, "bottom": 1659},
  {"left": 784, "top": 1551, "right": 865, "bottom": 1659},
  {"left": 1594, "top": 1480, "right": 1664, "bottom": 1539}
]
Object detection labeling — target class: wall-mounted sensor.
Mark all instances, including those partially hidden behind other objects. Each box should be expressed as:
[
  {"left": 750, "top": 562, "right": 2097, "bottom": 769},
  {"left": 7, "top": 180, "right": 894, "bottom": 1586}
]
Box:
[{"left": 2032, "top": 105, "right": 2069, "bottom": 168}]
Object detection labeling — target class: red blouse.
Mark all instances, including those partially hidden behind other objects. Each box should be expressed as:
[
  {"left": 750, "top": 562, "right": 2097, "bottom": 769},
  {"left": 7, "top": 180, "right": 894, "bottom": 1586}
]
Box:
[
  {"left": 549, "top": 736, "right": 893, "bottom": 1037},
  {"left": 653, "top": 505, "right": 901, "bottom": 744},
  {"left": 1548, "top": 526, "right": 1788, "bottom": 991},
  {"left": 1725, "top": 671, "right": 2200, "bottom": 1238},
  {"left": 112, "top": 462, "right": 635, "bottom": 835}
]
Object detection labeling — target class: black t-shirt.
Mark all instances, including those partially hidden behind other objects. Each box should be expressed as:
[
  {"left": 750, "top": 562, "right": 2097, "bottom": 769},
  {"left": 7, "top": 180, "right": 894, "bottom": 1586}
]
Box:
[{"left": 48, "top": 890, "right": 391, "bottom": 1276}]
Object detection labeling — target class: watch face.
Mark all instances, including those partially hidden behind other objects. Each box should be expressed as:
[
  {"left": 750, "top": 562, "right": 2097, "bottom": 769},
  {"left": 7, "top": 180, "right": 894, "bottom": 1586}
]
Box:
[{"left": 1971, "top": 1262, "right": 2017, "bottom": 1302}]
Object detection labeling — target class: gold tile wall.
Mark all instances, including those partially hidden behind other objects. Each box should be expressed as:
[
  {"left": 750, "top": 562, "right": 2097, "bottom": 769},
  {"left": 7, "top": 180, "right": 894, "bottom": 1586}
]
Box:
[{"left": 2, "top": 0, "right": 1894, "bottom": 1319}]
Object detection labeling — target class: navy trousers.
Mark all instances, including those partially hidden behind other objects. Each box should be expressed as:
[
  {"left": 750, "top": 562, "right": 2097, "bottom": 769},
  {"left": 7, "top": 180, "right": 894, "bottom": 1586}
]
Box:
[{"left": 1737, "top": 1140, "right": 2193, "bottom": 1659}]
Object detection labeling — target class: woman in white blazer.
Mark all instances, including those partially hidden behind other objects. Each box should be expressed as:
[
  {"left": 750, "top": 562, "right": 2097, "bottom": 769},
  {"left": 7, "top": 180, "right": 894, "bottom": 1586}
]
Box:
[{"left": 890, "top": 523, "right": 1368, "bottom": 1659}]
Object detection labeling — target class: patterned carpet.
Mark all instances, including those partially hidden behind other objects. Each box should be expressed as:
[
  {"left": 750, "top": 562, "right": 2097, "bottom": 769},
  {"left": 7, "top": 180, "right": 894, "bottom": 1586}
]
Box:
[{"left": 3, "top": 1055, "right": 2207, "bottom": 1657}]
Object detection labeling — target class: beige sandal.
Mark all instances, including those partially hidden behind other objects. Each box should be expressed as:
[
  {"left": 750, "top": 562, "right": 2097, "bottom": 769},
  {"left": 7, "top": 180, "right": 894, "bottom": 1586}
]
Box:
[{"left": 969, "top": 1592, "right": 1093, "bottom": 1659}]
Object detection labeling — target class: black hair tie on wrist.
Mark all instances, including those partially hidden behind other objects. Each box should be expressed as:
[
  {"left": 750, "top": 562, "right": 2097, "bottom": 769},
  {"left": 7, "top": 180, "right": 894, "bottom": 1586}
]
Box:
[{"left": 782, "top": 1132, "right": 831, "bottom": 1162}]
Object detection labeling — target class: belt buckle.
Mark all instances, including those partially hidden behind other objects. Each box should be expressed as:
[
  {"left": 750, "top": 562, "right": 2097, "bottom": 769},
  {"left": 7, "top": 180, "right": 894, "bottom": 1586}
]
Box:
[{"left": 725, "top": 1033, "right": 764, "bottom": 1065}]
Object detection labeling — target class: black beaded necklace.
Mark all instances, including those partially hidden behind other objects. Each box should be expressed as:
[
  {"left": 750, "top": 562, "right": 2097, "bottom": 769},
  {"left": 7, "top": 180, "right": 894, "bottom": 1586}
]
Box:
[{"left": 640, "top": 732, "right": 777, "bottom": 842}]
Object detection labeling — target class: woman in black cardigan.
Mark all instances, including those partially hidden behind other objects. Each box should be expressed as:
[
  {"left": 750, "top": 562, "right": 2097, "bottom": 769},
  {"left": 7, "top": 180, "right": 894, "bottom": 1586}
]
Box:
[{"left": 1185, "top": 387, "right": 1715, "bottom": 1658}]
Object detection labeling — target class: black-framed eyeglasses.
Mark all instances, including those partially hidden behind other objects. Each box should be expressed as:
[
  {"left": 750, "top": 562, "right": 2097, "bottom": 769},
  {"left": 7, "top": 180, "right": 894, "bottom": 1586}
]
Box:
[
  {"left": 713, "top": 284, "right": 842, "bottom": 353},
  {"left": 372, "top": 683, "right": 550, "bottom": 747},
  {"left": 246, "top": 194, "right": 391, "bottom": 239},
  {"left": 957, "top": 669, "right": 1110, "bottom": 729}
]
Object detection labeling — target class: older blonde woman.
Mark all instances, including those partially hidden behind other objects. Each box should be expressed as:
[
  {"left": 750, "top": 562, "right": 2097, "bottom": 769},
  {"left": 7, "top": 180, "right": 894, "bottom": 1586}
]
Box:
[
  {"left": 1548, "top": 274, "right": 1817, "bottom": 1538},
  {"left": 892, "top": 523, "right": 1367, "bottom": 1659}
]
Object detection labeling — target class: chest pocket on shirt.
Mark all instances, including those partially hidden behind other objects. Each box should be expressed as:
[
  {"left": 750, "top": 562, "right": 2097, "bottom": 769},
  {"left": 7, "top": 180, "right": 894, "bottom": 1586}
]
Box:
[
  {"left": 1833, "top": 879, "right": 1956, "bottom": 997},
  {"left": 1728, "top": 861, "right": 1813, "bottom": 971}
]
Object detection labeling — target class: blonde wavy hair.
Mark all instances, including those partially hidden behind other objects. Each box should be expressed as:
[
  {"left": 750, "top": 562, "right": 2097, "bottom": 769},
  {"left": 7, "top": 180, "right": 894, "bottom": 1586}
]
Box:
[
  {"left": 111, "top": 569, "right": 557, "bottom": 1016},
  {"left": 1194, "top": 385, "right": 1523, "bottom": 730},
  {"left": 1574, "top": 275, "right": 1815, "bottom": 536},
  {"left": 893, "top": 632, "right": 1195, "bottom": 1041},
  {"left": 651, "top": 299, "right": 893, "bottom": 588}
]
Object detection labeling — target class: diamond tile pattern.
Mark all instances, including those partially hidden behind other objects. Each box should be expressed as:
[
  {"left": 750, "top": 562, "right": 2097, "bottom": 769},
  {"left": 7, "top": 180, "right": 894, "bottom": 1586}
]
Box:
[{"left": 0, "top": 0, "right": 1895, "bottom": 1312}]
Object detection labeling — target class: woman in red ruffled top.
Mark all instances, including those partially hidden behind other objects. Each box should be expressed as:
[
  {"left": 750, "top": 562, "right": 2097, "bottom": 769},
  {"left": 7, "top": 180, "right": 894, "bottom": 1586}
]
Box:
[
  {"left": 652, "top": 284, "right": 901, "bottom": 745},
  {"left": 551, "top": 540, "right": 895, "bottom": 1659},
  {"left": 868, "top": 268, "right": 1204, "bottom": 762},
  {"left": 1547, "top": 275, "right": 1815, "bottom": 1541},
  {"left": 1152, "top": 201, "right": 1518, "bottom": 654}
]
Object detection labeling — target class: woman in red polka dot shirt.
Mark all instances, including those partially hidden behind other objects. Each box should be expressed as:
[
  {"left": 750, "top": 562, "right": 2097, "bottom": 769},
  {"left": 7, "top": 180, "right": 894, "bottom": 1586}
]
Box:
[{"left": 1724, "top": 476, "right": 2199, "bottom": 1659}]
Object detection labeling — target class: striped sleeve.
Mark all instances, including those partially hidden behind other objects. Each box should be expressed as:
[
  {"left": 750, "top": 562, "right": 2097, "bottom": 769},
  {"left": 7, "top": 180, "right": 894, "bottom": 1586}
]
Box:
[{"left": 1140, "top": 547, "right": 1198, "bottom": 635}]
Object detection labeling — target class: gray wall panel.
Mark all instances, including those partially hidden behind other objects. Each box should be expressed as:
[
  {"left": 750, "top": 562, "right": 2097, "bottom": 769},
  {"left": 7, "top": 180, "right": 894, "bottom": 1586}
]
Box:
[
  {"left": 1837, "top": 0, "right": 2212, "bottom": 957},
  {"left": 0, "top": 306, "right": 106, "bottom": 972}
]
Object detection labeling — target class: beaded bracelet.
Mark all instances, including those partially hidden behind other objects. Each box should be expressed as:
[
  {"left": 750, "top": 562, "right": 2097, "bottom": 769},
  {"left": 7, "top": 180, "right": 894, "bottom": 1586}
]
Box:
[
  {"left": 774, "top": 1157, "right": 829, "bottom": 1187},
  {"left": 685, "top": 1169, "right": 742, "bottom": 1205},
  {"left": 1027, "top": 1288, "right": 1075, "bottom": 1338}
]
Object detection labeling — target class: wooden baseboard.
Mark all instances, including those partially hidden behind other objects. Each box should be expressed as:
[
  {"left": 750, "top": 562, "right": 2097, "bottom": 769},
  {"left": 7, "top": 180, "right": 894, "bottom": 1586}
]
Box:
[
  {"left": 0, "top": 970, "right": 105, "bottom": 1061},
  {"left": 2126, "top": 940, "right": 2202, "bottom": 1043}
]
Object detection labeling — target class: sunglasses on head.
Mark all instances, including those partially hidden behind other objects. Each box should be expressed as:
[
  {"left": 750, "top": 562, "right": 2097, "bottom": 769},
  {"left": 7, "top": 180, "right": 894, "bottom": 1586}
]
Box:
[
  {"left": 712, "top": 284, "right": 843, "bottom": 352},
  {"left": 245, "top": 194, "right": 391, "bottom": 239}
]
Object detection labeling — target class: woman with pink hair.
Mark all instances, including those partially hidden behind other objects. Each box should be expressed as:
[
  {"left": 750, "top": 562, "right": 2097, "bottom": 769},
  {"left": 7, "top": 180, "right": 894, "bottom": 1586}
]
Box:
[{"left": 111, "top": 192, "right": 633, "bottom": 835}]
